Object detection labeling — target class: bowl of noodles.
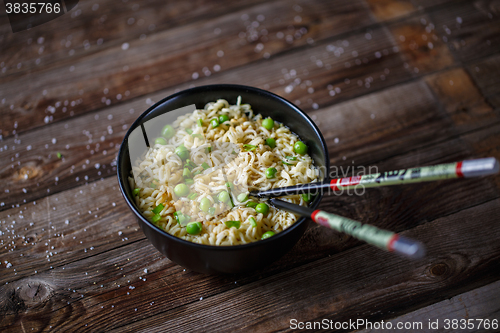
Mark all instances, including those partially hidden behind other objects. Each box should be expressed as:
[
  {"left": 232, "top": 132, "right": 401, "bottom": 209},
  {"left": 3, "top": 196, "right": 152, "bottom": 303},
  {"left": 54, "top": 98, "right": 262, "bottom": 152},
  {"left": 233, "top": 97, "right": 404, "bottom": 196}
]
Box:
[{"left": 117, "top": 84, "right": 329, "bottom": 274}]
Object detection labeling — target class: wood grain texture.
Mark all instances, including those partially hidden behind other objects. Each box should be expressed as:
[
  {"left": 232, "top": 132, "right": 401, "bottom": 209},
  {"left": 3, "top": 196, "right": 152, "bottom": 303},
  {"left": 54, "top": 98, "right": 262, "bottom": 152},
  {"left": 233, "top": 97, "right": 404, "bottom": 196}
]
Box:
[
  {"left": 0, "top": 0, "right": 375, "bottom": 138},
  {"left": 359, "top": 280, "right": 500, "bottom": 333},
  {"left": 1, "top": 196, "right": 499, "bottom": 333},
  {"left": 2, "top": 63, "right": 496, "bottom": 211},
  {"left": 429, "top": 0, "right": 500, "bottom": 63},
  {"left": 1, "top": 0, "right": 500, "bottom": 331},
  {"left": 468, "top": 54, "right": 500, "bottom": 109},
  {"left": 108, "top": 199, "right": 500, "bottom": 333},
  {"left": 0, "top": 0, "right": 270, "bottom": 78}
]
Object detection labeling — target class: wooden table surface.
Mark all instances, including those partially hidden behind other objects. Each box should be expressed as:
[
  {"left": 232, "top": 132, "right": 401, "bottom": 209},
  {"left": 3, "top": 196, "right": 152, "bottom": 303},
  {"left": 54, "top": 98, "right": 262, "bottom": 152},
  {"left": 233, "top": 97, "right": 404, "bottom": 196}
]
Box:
[{"left": 1, "top": 0, "right": 500, "bottom": 332}]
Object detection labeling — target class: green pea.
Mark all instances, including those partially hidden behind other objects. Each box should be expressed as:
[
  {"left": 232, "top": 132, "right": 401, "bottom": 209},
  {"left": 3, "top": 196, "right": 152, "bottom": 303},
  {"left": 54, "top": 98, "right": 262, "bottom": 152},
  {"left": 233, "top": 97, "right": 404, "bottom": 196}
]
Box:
[
  {"left": 133, "top": 188, "right": 140, "bottom": 196},
  {"left": 162, "top": 125, "right": 175, "bottom": 139},
  {"left": 175, "top": 146, "right": 190, "bottom": 160},
  {"left": 155, "top": 137, "right": 167, "bottom": 145},
  {"left": 186, "top": 222, "right": 202, "bottom": 235},
  {"left": 219, "top": 114, "right": 230, "bottom": 123},
  {"left": 266, "top": 167, "right": 277, "bottom": 179},
  {"left": 294, "top": 141, "right": 308, "bottom": 155},
  {"left": 255, "top": 203, "right": 269, "bottom": 215},
  {"left": 174, "top": 183, "right": 190, "bottom": 197},
  {"left": 200, "top": 197, "right": 211, "bottom": 212},
  {"left": 211, "top": 118, "right": 220, "bottom": 128},
  {"left": 261, "top": 231, "right": 275, "bottom": 240},
  {"left": 248, "top": 217, "right": 257, "bottom": 227},
  {"left": 218, "top": 191, "right": 229, "bottom": 203},
  {"left": 265, "top": 138, "right": 276, "bottom": 149},
  {"left": 262, "top": 117, "right": 274, "bottom": 130},
  {"left": 237, "top": 193, "right": 248, "bottom": 202}
]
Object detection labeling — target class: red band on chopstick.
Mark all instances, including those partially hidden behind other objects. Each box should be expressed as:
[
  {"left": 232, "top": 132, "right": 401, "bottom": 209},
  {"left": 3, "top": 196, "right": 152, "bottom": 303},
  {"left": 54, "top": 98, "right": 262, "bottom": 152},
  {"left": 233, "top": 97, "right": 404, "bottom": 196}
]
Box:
[
  {"left": 311, "top": 209, "right": 321, "bottom": 222},
  {"left": 330, "top": 176, "right": 362, "bottom": 191},
  {"left": 387, "top": 234, "right": 399, "bottom": 251},
  {"left": 330, "top": 179, "right": 340, "bottom": 191},
  {"left": 456, "top": 161, "right": 464, "bottom": 178}
]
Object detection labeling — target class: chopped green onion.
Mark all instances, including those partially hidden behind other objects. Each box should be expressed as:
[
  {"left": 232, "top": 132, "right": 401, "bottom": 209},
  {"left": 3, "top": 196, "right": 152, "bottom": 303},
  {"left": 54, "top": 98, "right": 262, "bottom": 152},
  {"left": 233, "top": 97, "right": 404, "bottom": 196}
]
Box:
[
  {"left": 249, "top": 217, "right": 257, "bottom": 227},
  {"left": 231, "top": 150, "right": 237, "bottom": 155},
  {"left": 225, "top": 182, "right": 234, "bottom": 190},
  {"left": 192, "top": 170, "right": 202, "bottom": 177},
  {"left": 182, "top": 168, "right": 191, "bottom": 178},
  {"left": 265, "top": 138, "right": 276, "bottom": 149},
  {"left": 211, "top": 118, "right": 220, "bottom": 128},
  {"left": 243, "top": 144, "right": 257, "bottom": 151},
  {"left": 219, "top": 114, "right": 230, "bottom": 123},
  {"left": 185, "top": 159, "right": 197, "bottom": 170},
  {"left": 205, "top": 146, "right": 212, "bottom": 153},
  {"left": 212, "top": 195, "right": 219, "bottom": 203},
  {"left": 187, "top": 193, "right": 199, "bottom": 200},
  {"left": 185, "top": 178, "right": 194, "bottom": 185},
  {"left": 179, "top": 214, "right": 190, "bottom": 227},
  {"left": 192, "top": 134, "right": 204, "bottom": 139},
  {"left": 133, "top": 188, "right": 140, "bottom": 196},
  {"left": 301, "top": 193, "right": 312, "bottom": 202},
  {"left": 282, "top": 161, "right": 293, "bottom": 166},
  {"left": 197, "top": 119, "right": 203, "bottom": 127},
  {"left": 174, "top": 211, "right": 190, "bottom": 226},
  {"left": 261, "top": 231, "right": 275, "bottom": 240},
  {"left": 224, "top": 220, "right": 241, "bottom": 229},
  {"left": 152, "top": 203, "right": 164, "bottom": 215},
  {"left": 185, "top": 128, "right": 193, "bottom": 135},
  {"left": 57, "top": 152, "right": 62, "bottom": 159},
  {"left": 151, "top": 214, "right": 161, "bottom": 223},
  {"left": 286, "top": 156, "right": 297, "bottom": 160},
  {"left": 208, "top": 207, "right": 216, "bottom": 215},
  {"left": 150, "top": 182, "right": 157, "bottom": 188},
  {"left": 202, "top": 162, "right": 210, "bottom": 170},
  {"left": 246, "top": 201, "right": 258, "bottom": 208}
]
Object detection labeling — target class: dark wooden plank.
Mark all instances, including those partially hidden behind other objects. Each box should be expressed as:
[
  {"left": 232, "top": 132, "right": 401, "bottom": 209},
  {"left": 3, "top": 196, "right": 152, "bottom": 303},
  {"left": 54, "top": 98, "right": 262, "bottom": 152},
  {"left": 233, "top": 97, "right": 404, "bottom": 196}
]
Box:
[
  {"left": 309, "top": 69, "right": 497, "bottom": 167},
  {"left": 429, "top": 0, "right": 500, "bottom": 63},
  {"left": 468, "top": 54, "right": 500, "bottom": 109},
  {"left": 389, "top": 14, "right": 455, "bottom": 75},
  {"left": 360, "top": 280, "right": 500, "bottom": 333},
  {"left": 2, "top": 119, "right": 499, "bottom": 290},
  {"left": 0, "top": 0, "right": 270, "bottom": 79},
  {"left": 0, "top": 63, "right": 492, "bottom": 212},
  {"left": 365, "top": 0, "right": 417, "bottom": 21},
  {"left": 0, "top": 177, "right": 141, "bottom": 285},
  {"left": 293, "top": 121, "right": 500, "bottom": 264},
  {"left": 0, "top": 22, "right": 414, "bottom": 209},
  {"left": 108, "top": 198, "right": 500, "bottom": 333},
  {"left": 0, "top": 0, "right": 375, "bottom": 138},
  {"left": 2, "top": 196, "right": 499, "bottom": 332}
]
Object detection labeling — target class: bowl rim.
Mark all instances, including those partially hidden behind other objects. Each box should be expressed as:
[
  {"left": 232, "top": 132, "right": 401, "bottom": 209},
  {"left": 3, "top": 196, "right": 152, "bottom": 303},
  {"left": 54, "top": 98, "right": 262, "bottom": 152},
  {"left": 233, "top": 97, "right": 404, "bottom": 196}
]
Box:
[{"left": 117, "top": 84, "right": 330, "bottom": 251}]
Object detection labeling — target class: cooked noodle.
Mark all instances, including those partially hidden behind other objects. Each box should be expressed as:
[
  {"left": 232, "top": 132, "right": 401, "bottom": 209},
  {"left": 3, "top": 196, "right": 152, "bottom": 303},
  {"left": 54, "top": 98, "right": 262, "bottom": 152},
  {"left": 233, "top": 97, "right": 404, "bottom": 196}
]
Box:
[{"left": 129, "top": 98, "right": 318, "bottom": 245}]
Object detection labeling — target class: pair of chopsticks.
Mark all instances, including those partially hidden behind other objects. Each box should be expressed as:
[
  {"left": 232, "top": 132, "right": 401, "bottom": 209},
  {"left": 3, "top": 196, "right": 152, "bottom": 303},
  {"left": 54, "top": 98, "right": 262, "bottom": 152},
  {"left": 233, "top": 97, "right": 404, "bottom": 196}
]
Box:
[{"left": 254, "top": 158, "right": 499, "bottom": 259}]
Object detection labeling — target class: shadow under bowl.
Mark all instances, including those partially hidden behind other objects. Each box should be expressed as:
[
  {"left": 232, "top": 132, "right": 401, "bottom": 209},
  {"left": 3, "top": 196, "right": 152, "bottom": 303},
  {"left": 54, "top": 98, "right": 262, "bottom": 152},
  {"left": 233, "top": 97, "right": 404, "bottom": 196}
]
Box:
[{"left": 117, "top": 84, "right": 329, "bottom": 274}]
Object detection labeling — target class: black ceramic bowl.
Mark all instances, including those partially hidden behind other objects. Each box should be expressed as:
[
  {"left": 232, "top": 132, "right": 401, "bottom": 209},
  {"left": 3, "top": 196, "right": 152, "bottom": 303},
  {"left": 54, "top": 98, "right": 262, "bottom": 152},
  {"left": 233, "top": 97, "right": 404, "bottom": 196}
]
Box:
[{"left": 117, "top": 84, "right": 329, "bottom": 274}]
